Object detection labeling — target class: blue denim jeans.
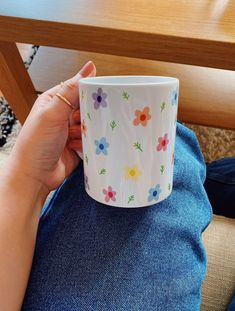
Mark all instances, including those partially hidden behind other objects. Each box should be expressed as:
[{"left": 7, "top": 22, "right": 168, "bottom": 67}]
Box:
[
  {"left": 22, "top": 123, "right": 212, "bottom": 311},
  {"left": 228, "top": 295, "right": 235, "bottom": 311},
  {"left": 204, "top": 157, "right": 235, "bottom": 219}
]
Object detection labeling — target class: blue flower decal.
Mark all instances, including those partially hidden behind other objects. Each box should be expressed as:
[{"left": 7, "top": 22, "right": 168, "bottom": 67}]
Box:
[
  {"left": 148, "top": 184, "right": 162, "bottom": 202},
  {"left": 92, "top": 88, "right": 107, "bottom": 109},
  {"left": 94, "top": 137, "right": 109, "bottom": 155},
  {"left": 171, "top": 87, "right": 178, "bottom": 106}
]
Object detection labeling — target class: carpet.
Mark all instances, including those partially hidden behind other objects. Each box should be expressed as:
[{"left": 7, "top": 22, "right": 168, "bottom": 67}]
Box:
[
  {"left": 0, "top": 45, "right": 234, "bottom": 169},
  {"left": 0, "top": 45, "right": 39, "bottom": 168}
]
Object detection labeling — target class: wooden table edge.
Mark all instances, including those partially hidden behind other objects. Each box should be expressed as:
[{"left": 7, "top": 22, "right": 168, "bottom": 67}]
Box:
[{"left": 0, "top": 15, "right": 235, "bottom": 71}]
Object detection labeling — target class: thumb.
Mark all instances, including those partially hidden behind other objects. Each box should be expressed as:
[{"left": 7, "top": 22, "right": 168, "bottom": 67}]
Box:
[{"left": 47, "top": 61, "right": 96, "bottom": 119}]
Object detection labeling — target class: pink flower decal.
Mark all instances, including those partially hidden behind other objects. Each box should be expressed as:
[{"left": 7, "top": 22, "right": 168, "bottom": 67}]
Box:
[
  {"left": 103, "top": 186, "right": 117, "bottom": 203},
  {"left": 156, "top": 133, "right": 169, "bottom": 151}
]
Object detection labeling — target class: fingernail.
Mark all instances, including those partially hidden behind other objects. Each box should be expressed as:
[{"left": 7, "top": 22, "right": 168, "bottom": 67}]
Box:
[{"left": 79, "top": 61, "right": 95, "bottom": 77}]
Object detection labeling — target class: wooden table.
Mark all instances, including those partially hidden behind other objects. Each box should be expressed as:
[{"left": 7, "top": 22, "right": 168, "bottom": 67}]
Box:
[{"left": 0, "top": 1, "right": 235, "bottom": 128}]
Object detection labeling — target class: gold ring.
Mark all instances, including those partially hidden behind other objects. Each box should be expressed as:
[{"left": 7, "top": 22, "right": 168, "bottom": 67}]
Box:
[
  {"left": 60, "top": 81, "right": 64, "bottom": 88},
  {"left": 55, "top": 93, "right": 76, "bottom": 110}
]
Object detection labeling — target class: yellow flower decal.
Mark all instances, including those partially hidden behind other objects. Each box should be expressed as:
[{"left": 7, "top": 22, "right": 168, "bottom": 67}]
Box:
[{"left": 124, "top": 165, "right": 142, "bottom": 181}]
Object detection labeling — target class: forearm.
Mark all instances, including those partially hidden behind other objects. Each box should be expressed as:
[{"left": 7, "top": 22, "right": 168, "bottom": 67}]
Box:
[
  {"left": 0, "top": 164, "right": 48, "bottom": 311},
  {"left": 0, "top": 61, "right": 93, "bottom": 310}
]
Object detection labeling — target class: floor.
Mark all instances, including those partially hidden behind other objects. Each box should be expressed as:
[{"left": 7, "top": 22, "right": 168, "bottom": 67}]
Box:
[{"left": 0, "top": 43, "right": 32, "bottom": 168}]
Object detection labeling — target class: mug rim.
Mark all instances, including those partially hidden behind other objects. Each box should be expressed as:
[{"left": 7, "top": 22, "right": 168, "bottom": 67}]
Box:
[{"left": 79, "top": 75, "right": 179, "bottom": 86}]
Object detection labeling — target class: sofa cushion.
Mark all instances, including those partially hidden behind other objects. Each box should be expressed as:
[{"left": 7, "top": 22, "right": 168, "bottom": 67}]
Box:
[{"left": 202, "top": 215, "right": 235, "bottom": 310}]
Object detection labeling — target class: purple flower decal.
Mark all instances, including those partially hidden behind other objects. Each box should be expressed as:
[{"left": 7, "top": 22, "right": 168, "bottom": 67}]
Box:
[{"left": 92, "top": 88, "right": 107, "bottom": 109}]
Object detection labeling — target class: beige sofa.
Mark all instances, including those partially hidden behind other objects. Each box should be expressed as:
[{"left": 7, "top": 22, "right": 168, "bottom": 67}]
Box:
[{"left": 202, "top": 215, "right": 235, "bottom": 310}]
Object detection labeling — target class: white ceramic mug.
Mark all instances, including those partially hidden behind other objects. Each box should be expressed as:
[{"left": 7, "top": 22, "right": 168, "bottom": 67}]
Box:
[{"left": 79, "top": 76, "right": 179, "bottom": 208}]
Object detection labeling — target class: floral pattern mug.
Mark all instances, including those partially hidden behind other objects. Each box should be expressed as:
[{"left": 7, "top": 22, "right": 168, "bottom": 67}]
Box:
[{"left": 79, "top": 76, "right": 179, "bottom": 208}]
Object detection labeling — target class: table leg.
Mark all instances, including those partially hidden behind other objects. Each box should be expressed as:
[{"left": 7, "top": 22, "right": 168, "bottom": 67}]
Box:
[{"left": 0, "top": 41, "right": 37, "bottom": 124}]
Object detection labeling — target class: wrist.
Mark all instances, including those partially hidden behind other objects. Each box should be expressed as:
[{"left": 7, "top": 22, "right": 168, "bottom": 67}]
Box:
[{"left": 0, "top": 163, "right": 49, "bottom": 220}]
